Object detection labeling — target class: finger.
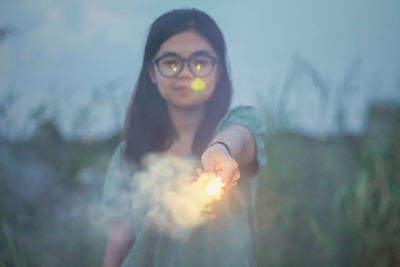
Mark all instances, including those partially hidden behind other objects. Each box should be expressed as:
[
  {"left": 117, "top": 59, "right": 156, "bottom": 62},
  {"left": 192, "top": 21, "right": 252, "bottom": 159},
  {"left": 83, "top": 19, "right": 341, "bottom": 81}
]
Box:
[
  {"left": 197, "top": 168, "right": 203, "bottom": 176},
  {"left": 231, "top": 169, "right": 240, "bottom": 183},
  {"left": 220, "top": 161, "right": 238, "bottom": 184},
  {"left": 215, "top": 163, "right": 223, "bottom": 176},
  {"left": 215, "top": 163, "right": 223, "bottom": 172}
]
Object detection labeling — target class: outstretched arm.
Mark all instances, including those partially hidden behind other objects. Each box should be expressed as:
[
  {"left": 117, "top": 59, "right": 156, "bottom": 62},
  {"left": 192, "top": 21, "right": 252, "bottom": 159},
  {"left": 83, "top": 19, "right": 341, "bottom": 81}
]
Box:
[{"left": 201, "top": 125, "right": 256, "bottom": 186}]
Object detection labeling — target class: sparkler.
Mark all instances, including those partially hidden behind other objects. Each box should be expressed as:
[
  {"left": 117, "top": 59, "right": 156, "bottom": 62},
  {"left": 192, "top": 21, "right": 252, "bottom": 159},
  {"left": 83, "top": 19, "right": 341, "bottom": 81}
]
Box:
[
  {"left": 194, "top": 173, "right": 225, "bottom": 221},
  {"left": 193, "top": 172, "right": 225, "bottom": 200},
  {"left": 205, "top": 177, "right": 224, "bottom": 198},
  {"left": 132, "top": 154, "right": 227, "bottom": 237}
]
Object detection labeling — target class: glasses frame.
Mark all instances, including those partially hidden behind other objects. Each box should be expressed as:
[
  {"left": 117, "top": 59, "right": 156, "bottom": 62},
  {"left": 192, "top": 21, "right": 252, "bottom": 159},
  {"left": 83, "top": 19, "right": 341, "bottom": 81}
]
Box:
[{"left": 151, "top": 52, "right": 219, "bottom": 78}]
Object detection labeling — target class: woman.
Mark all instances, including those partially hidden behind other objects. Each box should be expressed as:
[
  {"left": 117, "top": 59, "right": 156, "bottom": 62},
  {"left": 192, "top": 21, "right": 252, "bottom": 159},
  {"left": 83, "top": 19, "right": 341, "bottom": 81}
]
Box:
[{"left": 102, "top": 8, "right": 267, "bottom": 267}]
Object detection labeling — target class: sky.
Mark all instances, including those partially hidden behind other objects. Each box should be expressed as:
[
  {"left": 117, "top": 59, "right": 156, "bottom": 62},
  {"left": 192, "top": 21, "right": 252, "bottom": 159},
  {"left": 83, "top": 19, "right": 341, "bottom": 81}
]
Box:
[{"left": 1, "top": 0, "right": 399, "bottom": 140}]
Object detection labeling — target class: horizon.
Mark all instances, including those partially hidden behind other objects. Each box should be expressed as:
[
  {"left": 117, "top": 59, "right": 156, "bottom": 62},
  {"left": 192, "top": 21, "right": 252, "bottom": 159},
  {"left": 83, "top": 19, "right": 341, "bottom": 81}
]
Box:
[{"left": 1, "top": 0, "right": 399, "bottom": 140}]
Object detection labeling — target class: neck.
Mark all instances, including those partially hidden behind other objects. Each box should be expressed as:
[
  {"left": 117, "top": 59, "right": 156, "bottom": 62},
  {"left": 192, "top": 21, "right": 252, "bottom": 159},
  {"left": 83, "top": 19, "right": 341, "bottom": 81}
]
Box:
[{"left": 167, "top": 104, "right": 205, "bottom": 142}]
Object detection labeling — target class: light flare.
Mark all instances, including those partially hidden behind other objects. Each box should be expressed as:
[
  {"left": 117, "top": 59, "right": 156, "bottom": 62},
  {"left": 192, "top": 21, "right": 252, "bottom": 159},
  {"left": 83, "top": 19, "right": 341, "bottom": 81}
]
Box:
[
  {"left": 206, "top": 177, "right": 224, "bottom": 197},
  {"left": 191, "top": 78, "right": 206, "bottom": 91}
]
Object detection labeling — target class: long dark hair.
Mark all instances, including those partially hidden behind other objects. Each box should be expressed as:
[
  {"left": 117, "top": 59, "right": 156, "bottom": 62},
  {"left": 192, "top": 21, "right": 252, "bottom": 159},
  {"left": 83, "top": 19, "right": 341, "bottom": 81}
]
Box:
[{"left": 124, "top": 8, "right": 232, "bottom": 165}]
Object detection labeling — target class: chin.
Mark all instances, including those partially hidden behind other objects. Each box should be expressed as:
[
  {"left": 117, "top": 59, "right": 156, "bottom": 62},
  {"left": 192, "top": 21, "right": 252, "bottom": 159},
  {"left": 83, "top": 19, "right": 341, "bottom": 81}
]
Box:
[{"left": 170, "top": 99, "right": 208, "bottom": 110}]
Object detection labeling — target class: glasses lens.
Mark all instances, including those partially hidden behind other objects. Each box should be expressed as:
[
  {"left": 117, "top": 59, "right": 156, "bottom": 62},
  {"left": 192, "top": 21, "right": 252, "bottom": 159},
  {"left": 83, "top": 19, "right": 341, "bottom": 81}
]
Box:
[
  {"left": 190, "top": 56, "right": 214, "bottom": 77},
  {"left": 158, "top": 56, "right": 182, "bottom": 77}
]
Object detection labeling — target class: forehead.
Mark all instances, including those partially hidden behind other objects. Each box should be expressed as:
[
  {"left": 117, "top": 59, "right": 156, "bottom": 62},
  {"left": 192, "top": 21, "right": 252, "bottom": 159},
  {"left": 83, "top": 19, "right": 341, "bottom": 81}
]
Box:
[{"left": 155, "top": 30, "right": 217, "bottom": 58}]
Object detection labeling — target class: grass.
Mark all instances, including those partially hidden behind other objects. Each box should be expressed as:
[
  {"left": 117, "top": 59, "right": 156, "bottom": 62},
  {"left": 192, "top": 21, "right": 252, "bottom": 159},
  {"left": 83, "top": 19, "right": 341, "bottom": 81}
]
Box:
[
  {"left": 0, "top": 59, "right": 399, "bottom": 266},
  {"left": 1, "top": 222, "right": 28, "bottom": 267}
]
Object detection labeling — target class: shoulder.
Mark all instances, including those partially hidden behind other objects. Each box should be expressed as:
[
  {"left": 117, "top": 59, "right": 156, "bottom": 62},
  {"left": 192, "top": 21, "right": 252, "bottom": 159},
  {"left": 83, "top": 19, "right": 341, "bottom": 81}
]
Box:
[
  {"left": 116, "top": 141, "right": 126, "bottom": 155},
  {"left": 216, "top": 105, "right": 265, "bottom": 133},
  {"left": 106, "top": 141, "right": 127, "bottom": 169},
  {"left": 229, "top": 105, "right": 261, "bottom": 116},
  {"left": 112, "top": 141, "right": 141, "bottom": 172},
  {"left": 109, "top": 141, "right": 126, "bottom": 159}
]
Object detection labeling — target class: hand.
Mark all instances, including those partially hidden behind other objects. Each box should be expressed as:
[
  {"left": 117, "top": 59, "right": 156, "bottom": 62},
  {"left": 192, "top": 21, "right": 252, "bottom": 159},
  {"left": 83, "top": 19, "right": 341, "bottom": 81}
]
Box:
[{"left": 200, "top": 143, "right": 240, "bottom": 187}]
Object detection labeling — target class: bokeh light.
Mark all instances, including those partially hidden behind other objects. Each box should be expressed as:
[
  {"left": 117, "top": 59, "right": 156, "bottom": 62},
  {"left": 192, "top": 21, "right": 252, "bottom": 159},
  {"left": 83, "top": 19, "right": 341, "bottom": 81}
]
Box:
[
  {"left": 191, "top": 78, "right": 206, "bottom": 91},
  {"left": 205, "top": 176, "right": 224, "bottom": 199}
]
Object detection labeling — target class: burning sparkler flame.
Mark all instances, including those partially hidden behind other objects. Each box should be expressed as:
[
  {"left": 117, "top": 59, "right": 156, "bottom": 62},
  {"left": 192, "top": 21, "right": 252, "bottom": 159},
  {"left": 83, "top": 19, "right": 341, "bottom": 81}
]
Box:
[{"left": 206, "top": 177, "right": 224, "bottom": 197}]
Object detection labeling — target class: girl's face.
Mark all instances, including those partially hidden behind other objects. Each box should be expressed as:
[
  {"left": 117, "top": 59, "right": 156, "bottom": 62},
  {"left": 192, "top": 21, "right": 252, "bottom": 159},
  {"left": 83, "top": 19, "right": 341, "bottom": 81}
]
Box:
[{"left": 148, "top": 30, "right": 220, "bottom": 109}]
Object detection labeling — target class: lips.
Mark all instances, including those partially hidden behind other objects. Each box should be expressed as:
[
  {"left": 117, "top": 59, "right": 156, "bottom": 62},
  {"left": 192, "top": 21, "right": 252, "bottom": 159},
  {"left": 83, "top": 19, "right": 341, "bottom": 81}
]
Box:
[
  {"left": 174, "top": 86, "right": 191, "bottom": 92},
  {"left": 174, "top": 86, "right": 191, "bottom": 90}
]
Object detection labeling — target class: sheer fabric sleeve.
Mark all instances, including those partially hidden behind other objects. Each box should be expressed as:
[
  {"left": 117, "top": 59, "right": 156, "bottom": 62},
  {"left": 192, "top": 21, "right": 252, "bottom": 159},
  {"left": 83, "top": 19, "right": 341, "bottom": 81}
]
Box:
[{"left": 101, "top": 142, "right": 132, "bottom": 219}]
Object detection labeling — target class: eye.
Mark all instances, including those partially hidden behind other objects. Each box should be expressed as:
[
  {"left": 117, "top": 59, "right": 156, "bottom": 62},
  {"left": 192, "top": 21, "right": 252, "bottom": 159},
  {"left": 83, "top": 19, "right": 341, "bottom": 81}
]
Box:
[
  {"left": 194, "top": 61, "right": 208, "bottom": 69},
  {"left": 160, "top": 56, "right": 181, "bottom": 71},
  {"left": 165, "top": 62, "right": 178, "bottom": 72},
  {"left": 192, "top": 59, "right": 211, "bottom": 70}
]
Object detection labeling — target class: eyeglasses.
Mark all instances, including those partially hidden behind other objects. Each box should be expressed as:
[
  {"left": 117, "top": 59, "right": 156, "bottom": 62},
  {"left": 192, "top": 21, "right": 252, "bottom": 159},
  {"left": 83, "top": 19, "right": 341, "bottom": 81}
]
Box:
[{"left": 152, "top": 52, "right": 219, "bottom": 78}]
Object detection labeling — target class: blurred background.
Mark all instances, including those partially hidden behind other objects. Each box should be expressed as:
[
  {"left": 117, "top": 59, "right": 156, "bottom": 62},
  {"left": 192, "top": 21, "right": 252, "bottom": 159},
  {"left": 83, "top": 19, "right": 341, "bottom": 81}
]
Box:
[{"left": 0, "top": 0, "right": 399, "bottom": 266}]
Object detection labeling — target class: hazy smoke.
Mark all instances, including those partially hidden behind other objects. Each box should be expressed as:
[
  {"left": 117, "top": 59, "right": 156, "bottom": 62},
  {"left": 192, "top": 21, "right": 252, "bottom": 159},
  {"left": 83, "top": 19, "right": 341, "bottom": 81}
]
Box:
[{"left": 130, "top": 153, "right": 222, "bottom": 239}]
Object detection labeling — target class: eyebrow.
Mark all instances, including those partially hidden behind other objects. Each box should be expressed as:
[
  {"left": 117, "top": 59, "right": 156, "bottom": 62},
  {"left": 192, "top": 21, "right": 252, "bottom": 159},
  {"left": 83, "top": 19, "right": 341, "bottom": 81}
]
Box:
[{"left": 158, "top": 49, "right": 215, "bottom": 59}]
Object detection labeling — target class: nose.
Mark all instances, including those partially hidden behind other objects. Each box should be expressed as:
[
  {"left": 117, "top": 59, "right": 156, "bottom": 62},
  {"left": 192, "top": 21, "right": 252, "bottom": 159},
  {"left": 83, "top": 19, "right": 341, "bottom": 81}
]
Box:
[{"left": 177, "top": 61, "right": 193, "bottom": 78}]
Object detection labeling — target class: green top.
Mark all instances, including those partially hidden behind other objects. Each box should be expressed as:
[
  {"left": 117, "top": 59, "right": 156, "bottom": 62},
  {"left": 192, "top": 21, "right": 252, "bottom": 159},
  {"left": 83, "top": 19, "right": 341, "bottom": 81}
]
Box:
[{"left": 101, "top": 106, "right": 267, "bottom": 267}]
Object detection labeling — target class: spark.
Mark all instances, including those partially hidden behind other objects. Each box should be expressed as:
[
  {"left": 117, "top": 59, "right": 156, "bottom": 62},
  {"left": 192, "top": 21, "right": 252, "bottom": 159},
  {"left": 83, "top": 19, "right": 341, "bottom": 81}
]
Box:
[{"left": 206, "top": 177, "right": 224, "bottom": 197}]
